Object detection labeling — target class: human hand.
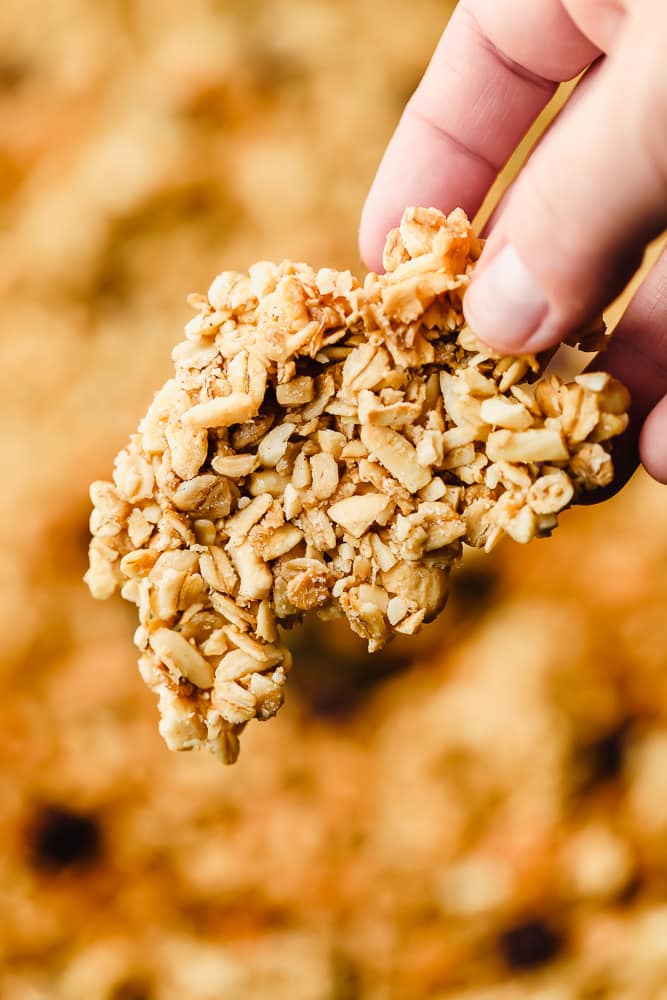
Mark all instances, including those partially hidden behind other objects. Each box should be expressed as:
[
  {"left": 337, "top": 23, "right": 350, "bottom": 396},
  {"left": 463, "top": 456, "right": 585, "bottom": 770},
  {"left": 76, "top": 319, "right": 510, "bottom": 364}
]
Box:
[{"left": 360, "top": 0, "right": 667, "bottom": 486}]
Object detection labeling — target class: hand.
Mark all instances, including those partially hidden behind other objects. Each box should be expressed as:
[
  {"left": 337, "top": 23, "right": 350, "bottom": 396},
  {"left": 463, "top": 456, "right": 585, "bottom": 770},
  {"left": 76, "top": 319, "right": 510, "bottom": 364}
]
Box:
[{"left": 359, "top": 0, "right": 667, "bottom": 486}]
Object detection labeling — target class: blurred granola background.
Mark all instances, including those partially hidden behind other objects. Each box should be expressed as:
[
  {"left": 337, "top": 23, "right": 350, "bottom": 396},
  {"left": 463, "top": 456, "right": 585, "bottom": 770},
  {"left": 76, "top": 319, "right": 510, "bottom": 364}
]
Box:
[{"left": 2, "top": 1, "right": 667, "bottom": 997}]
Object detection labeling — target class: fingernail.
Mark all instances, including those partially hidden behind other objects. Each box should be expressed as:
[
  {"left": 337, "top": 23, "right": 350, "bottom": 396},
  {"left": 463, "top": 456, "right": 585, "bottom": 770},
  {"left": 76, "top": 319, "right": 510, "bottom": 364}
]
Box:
[{"left": 463, "top": 244, "right": 548, "bottom": 351}]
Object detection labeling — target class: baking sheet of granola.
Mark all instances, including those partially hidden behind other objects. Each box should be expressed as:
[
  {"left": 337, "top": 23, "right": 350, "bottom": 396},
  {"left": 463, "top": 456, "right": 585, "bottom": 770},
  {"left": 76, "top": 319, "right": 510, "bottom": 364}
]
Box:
[{"left": 1, "top": 1, "right": 667, "bottom": 998}]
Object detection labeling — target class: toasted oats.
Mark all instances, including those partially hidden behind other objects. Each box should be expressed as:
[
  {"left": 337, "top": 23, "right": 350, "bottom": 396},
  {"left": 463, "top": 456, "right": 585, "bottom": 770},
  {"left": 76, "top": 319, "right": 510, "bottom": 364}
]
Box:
[
  {"left": 149, "top": 628, "right": 214, "bottom": 690},
  {"left": 257, "top": 525, "right": 301, "bottom": 564},
  {"left": 86, "top": 206, "right": 628, "bottom": 762},
  {"left": 212, "top": 679, "right": 257, "bottom": 724},
  {"left": 360, "top": 425, "right": 431, "bottom": 493}
]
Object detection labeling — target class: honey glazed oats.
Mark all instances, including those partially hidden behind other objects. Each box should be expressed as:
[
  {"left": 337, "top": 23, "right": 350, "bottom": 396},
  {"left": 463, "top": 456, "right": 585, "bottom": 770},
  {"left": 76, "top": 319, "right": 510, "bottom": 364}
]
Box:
[{"left": 85, "top": 206, "right": 630, "bottom": 763}]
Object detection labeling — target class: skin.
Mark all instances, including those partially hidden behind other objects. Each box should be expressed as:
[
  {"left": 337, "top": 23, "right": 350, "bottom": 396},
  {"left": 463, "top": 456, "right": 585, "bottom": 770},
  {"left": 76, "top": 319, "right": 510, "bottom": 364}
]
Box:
[{"left": 359, "top": 0, "right": 667, "bottom": 488}]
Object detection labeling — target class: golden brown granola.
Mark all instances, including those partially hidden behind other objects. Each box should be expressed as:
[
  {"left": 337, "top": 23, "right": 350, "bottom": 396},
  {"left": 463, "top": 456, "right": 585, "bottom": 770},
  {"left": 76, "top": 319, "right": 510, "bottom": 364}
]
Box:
[{"left": 85, "top": 206, "right": 630, "bottom": 762}]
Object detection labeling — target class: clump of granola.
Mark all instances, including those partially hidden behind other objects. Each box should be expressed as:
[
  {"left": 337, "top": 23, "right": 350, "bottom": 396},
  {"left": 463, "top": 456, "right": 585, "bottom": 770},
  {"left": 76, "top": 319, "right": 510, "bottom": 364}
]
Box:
[{"left": 85, "top": 207, "right": 630, "bottom": 763}]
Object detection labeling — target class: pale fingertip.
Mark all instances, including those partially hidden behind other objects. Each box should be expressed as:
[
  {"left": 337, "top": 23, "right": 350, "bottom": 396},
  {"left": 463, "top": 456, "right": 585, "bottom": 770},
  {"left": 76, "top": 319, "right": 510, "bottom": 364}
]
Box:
[
  {"left": 638, "top": 395, "right": 667, "bottom": 485},
  {"left": 358, "top": 196, "right": 392, "bottom": 273},
  {"left": 358, "top": 223, "right": 384, "bottom": 274},
  {"left": 462, "top": 243, "right": 549, "bottom": 351}
]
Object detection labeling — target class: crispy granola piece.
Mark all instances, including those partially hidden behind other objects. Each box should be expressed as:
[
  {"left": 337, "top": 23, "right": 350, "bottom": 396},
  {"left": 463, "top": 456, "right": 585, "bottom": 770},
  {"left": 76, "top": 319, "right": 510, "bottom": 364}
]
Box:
[{"left": 86, "top": 206, "right": 629, "bottom": 761}]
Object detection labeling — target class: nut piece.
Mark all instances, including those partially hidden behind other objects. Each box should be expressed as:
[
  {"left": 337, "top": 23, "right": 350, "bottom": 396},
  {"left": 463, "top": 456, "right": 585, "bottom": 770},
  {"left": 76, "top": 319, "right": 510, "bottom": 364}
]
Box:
[
  {"left": 329, "top": 494, "right": 394, "bottom": 538},
  {"left": 487, "top": 428, "right": 569, "bottom": 464},
  {"left": 310, "top": 452, "right": 339, "bottom": 500},
  {"left": 527, "top": 472, "right": 575, "bottom": 515},
  {"left": 228, "top": 542, "right": 273, "bottom": 600},
  {"left": 183, "top": 393, "right": 259, "bottom": 429},
  {"left": 86, "top": 204, "right": 627, "bottom": 762},
  {"left": 276, "top": 376, "right": 315, "bottom": 406},
  {"left": 211, "top": 453, "right": 260, "bottom": 477},
  {"left": 361, "top": 425, "right": 431, "bottom": 493},
  {"left": 285, "top": 562, "right": 334, "bottom": 610},
  {"left": 381, "top": 561, "right": 449, "bottom": 623},
  {"left": 480, "top": 396, "right": 533, "bottom": 430}
]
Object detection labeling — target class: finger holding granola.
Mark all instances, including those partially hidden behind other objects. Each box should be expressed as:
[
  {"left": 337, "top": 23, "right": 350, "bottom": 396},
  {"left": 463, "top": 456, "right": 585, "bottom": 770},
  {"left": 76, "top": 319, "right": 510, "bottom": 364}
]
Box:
[
  {"left": 87, "top": 208, "right": 630, "bottom": 762},
  {"left": 361, "top": 0, "right": 667, "bottom": 486},
  {"left": 594, "top": 245, "right": 667, "bottom": 487},
  {"left": 359, "top": 0, "right": 599, "bottom": 271},
  {"left": 463, "top": 1, "right": 667, "bottom": 356}
]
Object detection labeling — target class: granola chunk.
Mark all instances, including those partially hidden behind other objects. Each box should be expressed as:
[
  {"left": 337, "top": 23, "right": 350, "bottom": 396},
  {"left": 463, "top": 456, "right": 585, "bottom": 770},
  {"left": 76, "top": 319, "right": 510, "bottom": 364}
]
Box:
[{"left": 85, "top": 207, "right": 629, "bottom": 762}]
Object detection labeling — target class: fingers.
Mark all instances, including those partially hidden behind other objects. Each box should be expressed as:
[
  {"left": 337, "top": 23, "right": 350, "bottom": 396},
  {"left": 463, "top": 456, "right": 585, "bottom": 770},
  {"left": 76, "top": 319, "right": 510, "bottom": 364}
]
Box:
[
  {"left": 560, "top": 0, "right": 627, "bottom": 50},
  {"left": 640, "top": 397, "right": 667, "bottom": 484},
  {"left": 607, "top": 242, "right": 667, "bottom": 486},
  {"left": 464, "top": 2, "right": 667, "bottom": 354},
  {"left": 480, "top": 54, "right": 607, "bottom": 238},
  {"left": 359, "top": 0, "right": 598, "bottom": 271},
  {"left": 583, "top": 241, "right": 667, "bottom": 496}
]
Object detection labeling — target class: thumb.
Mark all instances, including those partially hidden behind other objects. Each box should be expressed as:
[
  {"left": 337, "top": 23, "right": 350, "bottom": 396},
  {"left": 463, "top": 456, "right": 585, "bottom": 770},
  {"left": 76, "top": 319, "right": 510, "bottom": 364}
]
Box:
[{"left": 463, "top": 5, "right": 667, "bottom": 354}]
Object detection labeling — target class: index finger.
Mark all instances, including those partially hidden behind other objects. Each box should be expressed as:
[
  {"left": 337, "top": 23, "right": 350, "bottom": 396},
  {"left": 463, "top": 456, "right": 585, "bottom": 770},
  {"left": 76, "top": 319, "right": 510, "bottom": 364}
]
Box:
[{"left": 359, "top": 0, "right": 599, "bottom": 271}]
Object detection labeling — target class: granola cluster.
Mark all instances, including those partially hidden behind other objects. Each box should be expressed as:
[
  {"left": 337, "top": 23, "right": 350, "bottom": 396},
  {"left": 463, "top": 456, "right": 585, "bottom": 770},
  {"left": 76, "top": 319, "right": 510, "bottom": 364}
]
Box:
[{"left": 85, "top": 206, "right": 630, "bottom": 762}]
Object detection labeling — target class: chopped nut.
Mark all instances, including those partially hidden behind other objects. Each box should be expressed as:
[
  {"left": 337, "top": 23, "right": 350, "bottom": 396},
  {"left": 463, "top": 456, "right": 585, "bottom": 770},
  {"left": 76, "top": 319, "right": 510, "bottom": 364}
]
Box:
[
  {"left": 575, "top": 372, "right": 631, "bottom": 414},
  {"left": 225, "top": 492, "right": 273, "bottom": 541},
  {"left": 381, "top": 561, "right": 450, "bottom": 622},
  {"left": 249, "top": 668, "right": 285, "bottom": 719},
  {"left": 158, "top": 688, "right": 208, "bottom": 752},
  {"left": 328, "top": 493, "right": 393, "bottom": 538},
  {"left": 589, "top": 411, "right": 629, "bottom": 442},
  {"left": 441, "top": 443, "right": 476, "bottom": 471},
  {"left": 166, "top": 421, "right": 209, "bottom": 481},
  {"left": 85, "top": 537, "right": 123, "bottom": 599},
  {"left": 275, "top": 375, "right": 315, "bottom": 406},
  {"left": 258, "top": 422, "right": 295, "bottom": 467},
  {"left": 487, "top": 428, "right": 569, "bottom": 464},
  {"left": 248, "top": 469, "right": 291, "bottom": 497},
  {"left": 193, "top": 518, "right": 217, "bottom": 546},
  {"left": 416, "top": 429, "right": 444, "bottom": 468},
  {"left": 342, "top": 344, "right": 392, "bottom": 392},
  {"left": 480, "top": 395, "right": 533, "bottom": 430},
  {"left": 527, "top": 472, "right": 575, "bottom": 515},
  {"left": 299, "top": 508, "right": 337, "bottom": 551},
  {"left": 285, "top": 562, "right": 335, "bottom": 610},
  {"left": 387, "top": 596, "right": 409, "bottom": 626},
  {"left": 309, "top": 452, "right": 339, "bottom": 500},
  {"left": 227, "top": 541, "right": 272, "bottom": 600},
  {"left": 113, "top": 447, "right": 155, "bottom": 502},
  {"left": 361, "top": 425, "right": 431, "bottom": 493},
  {"left": 183, "top": 392, "right": 260, "bottom": 430},
  {"left": 211, "top": 453, "right": 260, "bottom": 477}
]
